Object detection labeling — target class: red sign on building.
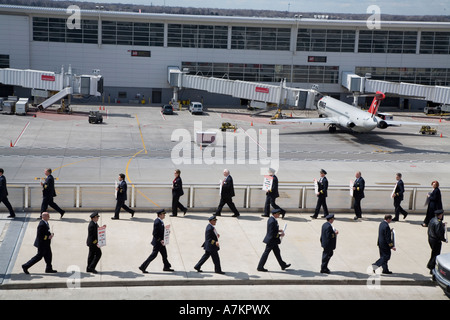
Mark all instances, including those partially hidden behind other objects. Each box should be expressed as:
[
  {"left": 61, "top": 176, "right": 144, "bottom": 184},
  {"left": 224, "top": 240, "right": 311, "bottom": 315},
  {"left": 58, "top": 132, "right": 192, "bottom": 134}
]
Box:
[
  {"left": 255, "top": 87, "right": 269, "bottom": 94},
  {"left": 41, "top": 75, "right": 55, "bottom": 81}
]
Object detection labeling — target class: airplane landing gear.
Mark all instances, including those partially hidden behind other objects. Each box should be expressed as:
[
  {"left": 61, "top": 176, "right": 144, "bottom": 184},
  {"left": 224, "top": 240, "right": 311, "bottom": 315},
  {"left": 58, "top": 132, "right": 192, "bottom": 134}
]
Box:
[{"left": 328, "top": 125, "right": 337, "bottom": 133}]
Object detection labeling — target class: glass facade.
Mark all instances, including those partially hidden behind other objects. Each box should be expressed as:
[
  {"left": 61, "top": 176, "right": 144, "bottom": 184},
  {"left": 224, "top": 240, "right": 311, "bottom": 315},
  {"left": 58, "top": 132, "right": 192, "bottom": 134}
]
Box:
[
  {"left": 0, "top": 54, "right": 9, "bottom": 68},
  {"left": 182, "top": 62, "right": 339, "bottom": 84},
  {"left": 231, "top": 27, "right": 291, "bottom": 51},
  {"left": 297, "top": 29, "right": 355, "bottom": 52},
  {"left": 167, "top": 24, "right": 227, "bottom": 49},
  {"left": 33, "top": 17, "right": 98, "bottom": 44},
  {"left": 420, "top": 31, "right": 450, "bottom": 54},
  {"left": 358, "top": 30, "right": 417, "bottom": 54},
  {"left": 102, "top": 21, "right": 164, "bottom": 46}
]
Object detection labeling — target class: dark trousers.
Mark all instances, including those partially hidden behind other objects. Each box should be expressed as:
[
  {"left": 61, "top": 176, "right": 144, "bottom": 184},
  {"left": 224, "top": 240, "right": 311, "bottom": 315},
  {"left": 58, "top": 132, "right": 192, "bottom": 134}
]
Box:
[
  {"left": 41, "top": 196, "right": 64, "bottom": 215},
  {"left": 114, "top": 199, "right": 134, "bottom": 218},
  {"left": 216, "top": 196, "right": 239, "bottom": 216},
  {"left": 374, "top": 247, "right": 391, "bottom": 272},
  {"left": 87, "top": 245, "right": 102, "bottom": 270},
  {"left": 353, "top": 197, "right": 362, "bottom": 218},
  {"left": 393, "top": 198, "right": 407, "bottom": 220},
  {"left": 313, "top": 195, "right": 328, "bottom": 218},
  {"left": 172, "top": 194, "right": 186, "bottom": 216},
  {"left": 0, "top": 196, "right": 15, "bottom": 216},
  {"left": 264, "top": 195, "right": 285, "bottom": 216},
  {"left": 427, "top": 238, "right": 442, "bottom": 270},
  {"left": 23, "top": 246, "right": 53, "bottom": 271},
  {"left": 195, "top": 250, "right": 222, "bottom": 272},
  {"left": 257, "top": 243, "right": 287, "bottom": 270},
  {"left": 140, "top": 243, "right": 171, "bottom": 271},
  {"left": 321, "top": 249, "right": 334, "bottom": 271}
]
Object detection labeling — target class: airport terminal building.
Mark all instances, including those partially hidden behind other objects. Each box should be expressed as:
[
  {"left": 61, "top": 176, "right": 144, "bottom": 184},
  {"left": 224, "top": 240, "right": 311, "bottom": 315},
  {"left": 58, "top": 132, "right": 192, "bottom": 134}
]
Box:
[{"left": 1, "top": 4, "right": 450, "bottom": 108}]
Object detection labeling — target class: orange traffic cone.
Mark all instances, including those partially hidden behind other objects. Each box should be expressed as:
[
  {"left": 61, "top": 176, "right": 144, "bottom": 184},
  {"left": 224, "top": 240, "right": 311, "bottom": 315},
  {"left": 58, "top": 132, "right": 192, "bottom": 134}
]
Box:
[
  {"left": 440, "top": 133, "right": 443, "bottom": 138},
  {"left": 251, "top": 121, "right": 253, "bottom": 126}
]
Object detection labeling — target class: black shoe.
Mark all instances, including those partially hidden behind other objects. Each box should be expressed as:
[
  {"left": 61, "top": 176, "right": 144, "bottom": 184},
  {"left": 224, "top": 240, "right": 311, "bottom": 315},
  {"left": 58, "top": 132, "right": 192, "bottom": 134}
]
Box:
[
  {"left": 403, "top": 213, "right": 408, "bottom": 219},
  {"left": 170, "top": 214, "right": 178, "bottom": 217},
  {"left": 215, "top": 270, "right": 225, "bottom": 275},
  {"left": 232, "top": 213, "right": 240, "bottom": 218},
  {"left": 87, "top": 268, "right": 98, "bottom": 274},
  {"left": 257, "top": 268, "right": 268, "bottom": 272},
  {"left": 163, "top": 268, "right": 174, "bottom": 272},
  {"left": 214, "top": 213, "right": 221, "bottom": 216},
  {"left": 382, "top": 270, "right": 393, "bottom": 274},
  {"left": 45, "top": 269, "right": 57, "bottom": 273},
  {"left": 183, "top": 209, "right": 188, "bottom": 216},
  {"left": 111, "top": 217, "right": 119, "bottom": 220},
  {"left": 60, "top": 211, "right": 65, "bottom": 218},
  {"left": 194, "top": 266, "right": 202, "bottom": 272},
  {"left": 392, "top": 218, "right": 399, "bottom": 222},
  {"left": 139, "top": 266, "right": 148, "bottom": 274},
  {"left": 261, "top": 214, "right": 269, "bottom": 217},
  {"left": 22, "top": 265, "right": 29, "bottom": 275},
  {"left": 320, "top": 269, "right": 330, "bottom": 274},
  {"left": 7, "top": 214, "right": 15, "bottom": 219},
  {"left": 282, "top": 263, "right": 291, "bottom": 270},
  {"left": 281, "top": 211, "right": 286, "bottom": 219},
  {"left": 130, "top": 210, "right": 135, "bottom": 218},
  {"left": 310, "top": 215, "right": 317, "bottom": 219}
]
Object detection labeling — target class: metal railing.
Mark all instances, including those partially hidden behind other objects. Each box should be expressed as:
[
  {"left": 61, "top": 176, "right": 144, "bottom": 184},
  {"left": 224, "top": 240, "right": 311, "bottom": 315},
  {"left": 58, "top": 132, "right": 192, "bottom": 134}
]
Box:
[{"left": 3, "top": 182, "right": 448, "bottom": 213}]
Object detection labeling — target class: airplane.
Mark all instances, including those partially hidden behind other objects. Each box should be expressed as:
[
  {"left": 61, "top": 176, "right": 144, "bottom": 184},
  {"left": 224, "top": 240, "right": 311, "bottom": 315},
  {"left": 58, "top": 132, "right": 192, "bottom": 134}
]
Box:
[{"left": 274, "top": 91, "right": 438, "bottom": 133}]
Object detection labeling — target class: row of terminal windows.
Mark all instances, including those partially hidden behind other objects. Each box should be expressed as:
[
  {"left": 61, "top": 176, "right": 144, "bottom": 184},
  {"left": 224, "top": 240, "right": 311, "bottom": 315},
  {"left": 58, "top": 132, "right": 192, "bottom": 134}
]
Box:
[
  {"left": 32, "top": 18, "right": 450, "bottom": 55},
  {"left": 356, "top": 67, "right": 450, "bottom": 86},
  {"left": 181, "top": 62, "right": 339, "bottom": 84},
  {"left": 0, "top": 54, "right": 9, "bottom": 68}
]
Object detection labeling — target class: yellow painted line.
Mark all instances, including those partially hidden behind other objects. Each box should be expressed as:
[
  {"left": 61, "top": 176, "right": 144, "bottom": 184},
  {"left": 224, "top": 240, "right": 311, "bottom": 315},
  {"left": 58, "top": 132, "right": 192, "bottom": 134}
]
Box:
[
  {"left": 371, "top": 144, "right": 392, "bottom": 153},
  {"left": 135, "top": 114, "right": 148, "bottom": 155}
]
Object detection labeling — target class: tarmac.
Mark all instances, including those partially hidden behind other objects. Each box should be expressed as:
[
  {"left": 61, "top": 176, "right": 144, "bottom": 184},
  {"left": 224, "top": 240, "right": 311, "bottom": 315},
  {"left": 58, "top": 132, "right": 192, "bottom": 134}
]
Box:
[{"left": 0, "top": 210, "right": 448, "bottom": 291}]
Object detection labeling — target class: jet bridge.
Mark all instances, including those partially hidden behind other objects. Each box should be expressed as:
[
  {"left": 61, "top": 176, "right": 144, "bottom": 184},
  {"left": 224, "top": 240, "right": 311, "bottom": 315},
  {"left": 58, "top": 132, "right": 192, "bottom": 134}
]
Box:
[
  {"left": 0, "top": 66, "right": 103, "bottom": 110},
  {"left": 167, "top": 67, "right": 316, "bottom": 110}
]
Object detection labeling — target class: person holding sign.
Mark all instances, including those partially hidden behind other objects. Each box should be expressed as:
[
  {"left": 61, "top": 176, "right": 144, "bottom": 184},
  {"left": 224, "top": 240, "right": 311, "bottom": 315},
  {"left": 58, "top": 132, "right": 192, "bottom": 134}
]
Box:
[
  {"left": 215, "top": 169, "right": 240, "bottom": 218},
  {"left": 86, "top": 212, "right": 103, "bottom": 274},
  {"left": 194, "top": 216, "right": 225, "bottom": 274},
  {"left": 392, "top": 173, "right": 408, "bottom": 221},
  {"left": 311, "top": 169, "right": 329, "bottom": 219},
  {"left": 262, "top": 168, "right": 286, "bottom": 219},
  {"left": 372, "top": 214, "right": 396, "bottom": 274},
  {"left": 427, "top": 209, "right": 447, "bottom": 274},
  {"left": 352, "top": 171, "right": 365, "bottom": 221},
  {"left": 139, "top": 209, "right": 174, "bottom": 273},
  {"left": 257, "top": 209, "right": 291, "bottom": 272}
]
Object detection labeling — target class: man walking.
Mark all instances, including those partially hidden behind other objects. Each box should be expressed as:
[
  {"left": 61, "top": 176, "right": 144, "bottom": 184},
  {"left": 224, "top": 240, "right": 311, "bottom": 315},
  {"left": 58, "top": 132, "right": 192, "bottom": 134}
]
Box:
[
  {"left": 139, "top": 209, "right": 173, "bottom": 273},
  {"left": 194, "top": 216, "right": 225, "bottom": 274},
  {"left": 0, "top": 168, "right": 15, "bottom": 218},
  {"left": 262, "top": 168, "right": 286, "bottom": 218},
  {"left": 427, "top": 209, "right": 447, "bottom": 273},
  {"left": 392, "top": 173, "right": 408, "bottom": 221},
  {"left": 215, "top": 169, "right": 240, "bottom": 217},
  {"left": 352, "top": 171, "right": 365, "bottom": 220},
  {"left": 112, "top": 173, "right": 135, "bottom": 220},
  {"left": 22, "top": 212, "right": 57, "bottom": 274},
  {"left": 86, "top": 212, "right": 103, "bottom": 274},
  {"left": 320, "top": 214, "right": 338, "bottom": 274},
  {"left": 372, "top": 214, "right": 396, "bottom": 274},
  {"left": 41, "top": 168, "right": 65, "bottom": 219},
  {"left": 257, "top": 209, "right": 290, "bottom": 272},
  {"left": 311, "top": 169, "right": 329, "bottom": 219}
]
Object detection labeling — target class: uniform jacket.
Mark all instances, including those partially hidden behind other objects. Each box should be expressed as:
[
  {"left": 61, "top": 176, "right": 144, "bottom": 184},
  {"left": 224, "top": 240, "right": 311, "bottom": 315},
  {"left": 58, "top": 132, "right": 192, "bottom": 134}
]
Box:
[
  {"left": 86, "top": 220, "right": 99, "bottom": 247},
  {"left": 266, "top": 175, "right": 280, "bottom": 198},
  {"left": 263, "top": 216, "right": 281, "bottom": 245},
  {"left": 151, "top": 218, "right": 165, "bottom": 246},
  {"left": 202, "top": 223, "right": 220, "bottom": 252},
  {"left": 428, "top": 188, "right": 443, "bottom": 212},
  {"left": 42, "top": 175, "right": 57, "bottom": 198},
  {"left": 353, "top": 177, "right": 365, "bottom": 199},
  {"left": 172, "top": 176, "right": 184, "bottom": 197},
  {"left": 377, "top": 220, "right": 394, "bottom": 250},
  {"left": 221, "top": 175, "right": 235, "bottom": 198},
  {"left": 34, "top": 220, "right": 52, "bottom": 249},
  {"left": 317, "top": 177, "right": 328, "bottom": 197},
  {"left": 428, "top": 216, "right": 446, "bottom": 242},
  {"left": 0, "top": 175, "right": 8, "bottom": 199},
  {"left": 117, "top": 180, "right": 128, "bottom": 201},
  {"left": 394, "top": 179, "right": 405, "bottom": 201},
  {"left": 320, "top": 222, "right": 336, "bottom": 251}
]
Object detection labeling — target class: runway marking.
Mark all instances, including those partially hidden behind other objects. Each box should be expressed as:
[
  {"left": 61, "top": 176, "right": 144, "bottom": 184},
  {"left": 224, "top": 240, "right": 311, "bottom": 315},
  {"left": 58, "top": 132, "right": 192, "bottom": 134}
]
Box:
[
  {"left": 12, "top": 121, "right": 30, "bottom": 147},
  {"left": 240, "top": 126, "right": 267, "bottom": 152},
  {"left": 125, "top": 115, "right": 159, "bottom": 207},
  {"left": 160, "top": 111, "right": 166, "bottom": 121}
]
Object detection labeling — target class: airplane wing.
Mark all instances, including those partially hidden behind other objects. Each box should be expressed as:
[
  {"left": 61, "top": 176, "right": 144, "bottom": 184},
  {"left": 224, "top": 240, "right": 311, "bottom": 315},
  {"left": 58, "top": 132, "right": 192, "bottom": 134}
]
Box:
[
  {"left": 383, "top": 120, "right": 439, "bottom": 127},
  {"left": 273, "top": 117, "right": 338, "bottom": 124}
]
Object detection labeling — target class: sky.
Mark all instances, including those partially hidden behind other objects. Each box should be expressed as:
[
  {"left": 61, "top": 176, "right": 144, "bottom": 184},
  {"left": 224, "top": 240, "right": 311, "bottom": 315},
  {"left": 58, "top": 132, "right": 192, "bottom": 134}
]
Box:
[{"left": 81, "top": 0, "right": 449, "bottom": 16}]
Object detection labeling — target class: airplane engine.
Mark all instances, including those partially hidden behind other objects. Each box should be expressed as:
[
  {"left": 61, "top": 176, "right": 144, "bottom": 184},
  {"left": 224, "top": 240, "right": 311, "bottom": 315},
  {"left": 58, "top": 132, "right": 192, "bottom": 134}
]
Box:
[
  {"left": 376, "top": 120, "right": 388, "bottom": 129},
  {"left": 339, "top": 117, "right": 355, "bottom": 128}
]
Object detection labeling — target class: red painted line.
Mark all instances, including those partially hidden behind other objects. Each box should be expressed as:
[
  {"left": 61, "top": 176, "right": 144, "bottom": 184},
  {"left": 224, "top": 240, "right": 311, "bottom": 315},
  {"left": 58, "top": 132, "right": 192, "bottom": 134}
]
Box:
[{"left": 13, "top": 121, "right": 30, "bottom": 147}]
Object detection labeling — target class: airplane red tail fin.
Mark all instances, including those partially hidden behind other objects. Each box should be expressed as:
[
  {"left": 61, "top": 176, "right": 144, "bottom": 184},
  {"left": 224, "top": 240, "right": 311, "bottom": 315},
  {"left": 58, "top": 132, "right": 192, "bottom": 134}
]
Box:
[{"left": 367, "top": 91, "right": 386, "bottom": 117}]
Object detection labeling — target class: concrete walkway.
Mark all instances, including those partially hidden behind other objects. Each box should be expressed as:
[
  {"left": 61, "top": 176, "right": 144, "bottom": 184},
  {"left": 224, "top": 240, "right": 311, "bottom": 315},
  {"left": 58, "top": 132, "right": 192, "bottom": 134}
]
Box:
[{"left": 0, "top": 210, "right": 447, "bottom": 291}]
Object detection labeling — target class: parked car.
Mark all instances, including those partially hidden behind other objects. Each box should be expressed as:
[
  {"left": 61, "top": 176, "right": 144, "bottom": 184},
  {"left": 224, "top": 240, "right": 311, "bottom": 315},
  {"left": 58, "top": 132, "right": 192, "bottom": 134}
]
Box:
[
  {"left": 161, "top": 104, "right": 173, "bottom": 115},
  {"left": 189, "top": 102, "right": 203, "bottom": 115},
  {"left": 433, "top": 252, "right": 450, "bottom": 297}
]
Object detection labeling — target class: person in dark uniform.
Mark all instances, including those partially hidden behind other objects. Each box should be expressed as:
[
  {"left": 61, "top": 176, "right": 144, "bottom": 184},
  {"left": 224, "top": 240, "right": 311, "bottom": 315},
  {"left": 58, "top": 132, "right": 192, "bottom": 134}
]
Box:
[
  {"left": 372, "top": 214, "right": 396, "bottom": 274},
  {"left": 311, "top": 169, "right": 329, "bottom": 219},
  {"left": 392, "top": 173, "right": 408, "bottom": 221},
  {"left": 194, "top": 215, "right": 225, "bottom": 274},
  {"left": 320, "top": 214, "right": 338, "bottom": 274},
  {"left": 352, "top": 171, "right": 365, "bottom": 220},
  {"left": 215, "top": 169, "right": 240, "bottom": 217},
  {"left": 22, "top": 212, "right": 57, "bottom": 274},
  {"left": 86, "top": 211, "right": 103, "bottom": 274},
  {"left": 171, "top": 169, "right": 187, "bottom": 217},
  {"left": 139, "top": 209, "right": 174, "bottom": 273},
  {"left": 40, "top": 168, "right": 65, "bottom": 219},
  {"left": 0, "top": 168, "right": 15, "bottom": 218},
  {"left": 257, "top": 209, "right": 290, "bottom": 272},
  {"left": 423, "top": 180, "right": 442, "bottom": 227},
  {"left": 112, "top": 173, "right": 135, "bottom": 220},
  {"left": 262, "top": 168, "right": 286, "bottom": 218},
  {"left": 427, "top": 209, "right": 447, "bottom": 273}
]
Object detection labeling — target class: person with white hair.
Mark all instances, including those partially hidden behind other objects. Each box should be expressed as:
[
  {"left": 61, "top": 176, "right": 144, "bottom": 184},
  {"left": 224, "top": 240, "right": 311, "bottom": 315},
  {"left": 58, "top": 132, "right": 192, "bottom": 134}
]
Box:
[{"left": 215, "top": 169, "right": 240, "bottom": 218}]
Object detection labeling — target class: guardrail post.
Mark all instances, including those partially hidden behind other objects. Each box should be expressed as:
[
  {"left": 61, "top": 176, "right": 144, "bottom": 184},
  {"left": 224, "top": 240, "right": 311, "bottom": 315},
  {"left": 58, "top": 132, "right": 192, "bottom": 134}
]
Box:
[
  {"left": 76, "top": 185, "right": 80, "bottom": 208},
  {"left": 246, "top": 186, "right": 251, "bottom": 208},
  {"left": 190, "top": 186, "right": 194, "bottom": 208},
  {"left": 24, "top": 184, "right": 29, "bottom": 208},
  {"left": 131, "top": 184, "right": 136, "bottom": 208}
]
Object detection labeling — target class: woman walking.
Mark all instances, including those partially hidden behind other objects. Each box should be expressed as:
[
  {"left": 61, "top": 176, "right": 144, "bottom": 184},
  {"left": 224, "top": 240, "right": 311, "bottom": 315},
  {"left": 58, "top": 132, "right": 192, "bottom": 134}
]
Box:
[{"left": 423, "top": 180, "right": 442, "bottom": 227}]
